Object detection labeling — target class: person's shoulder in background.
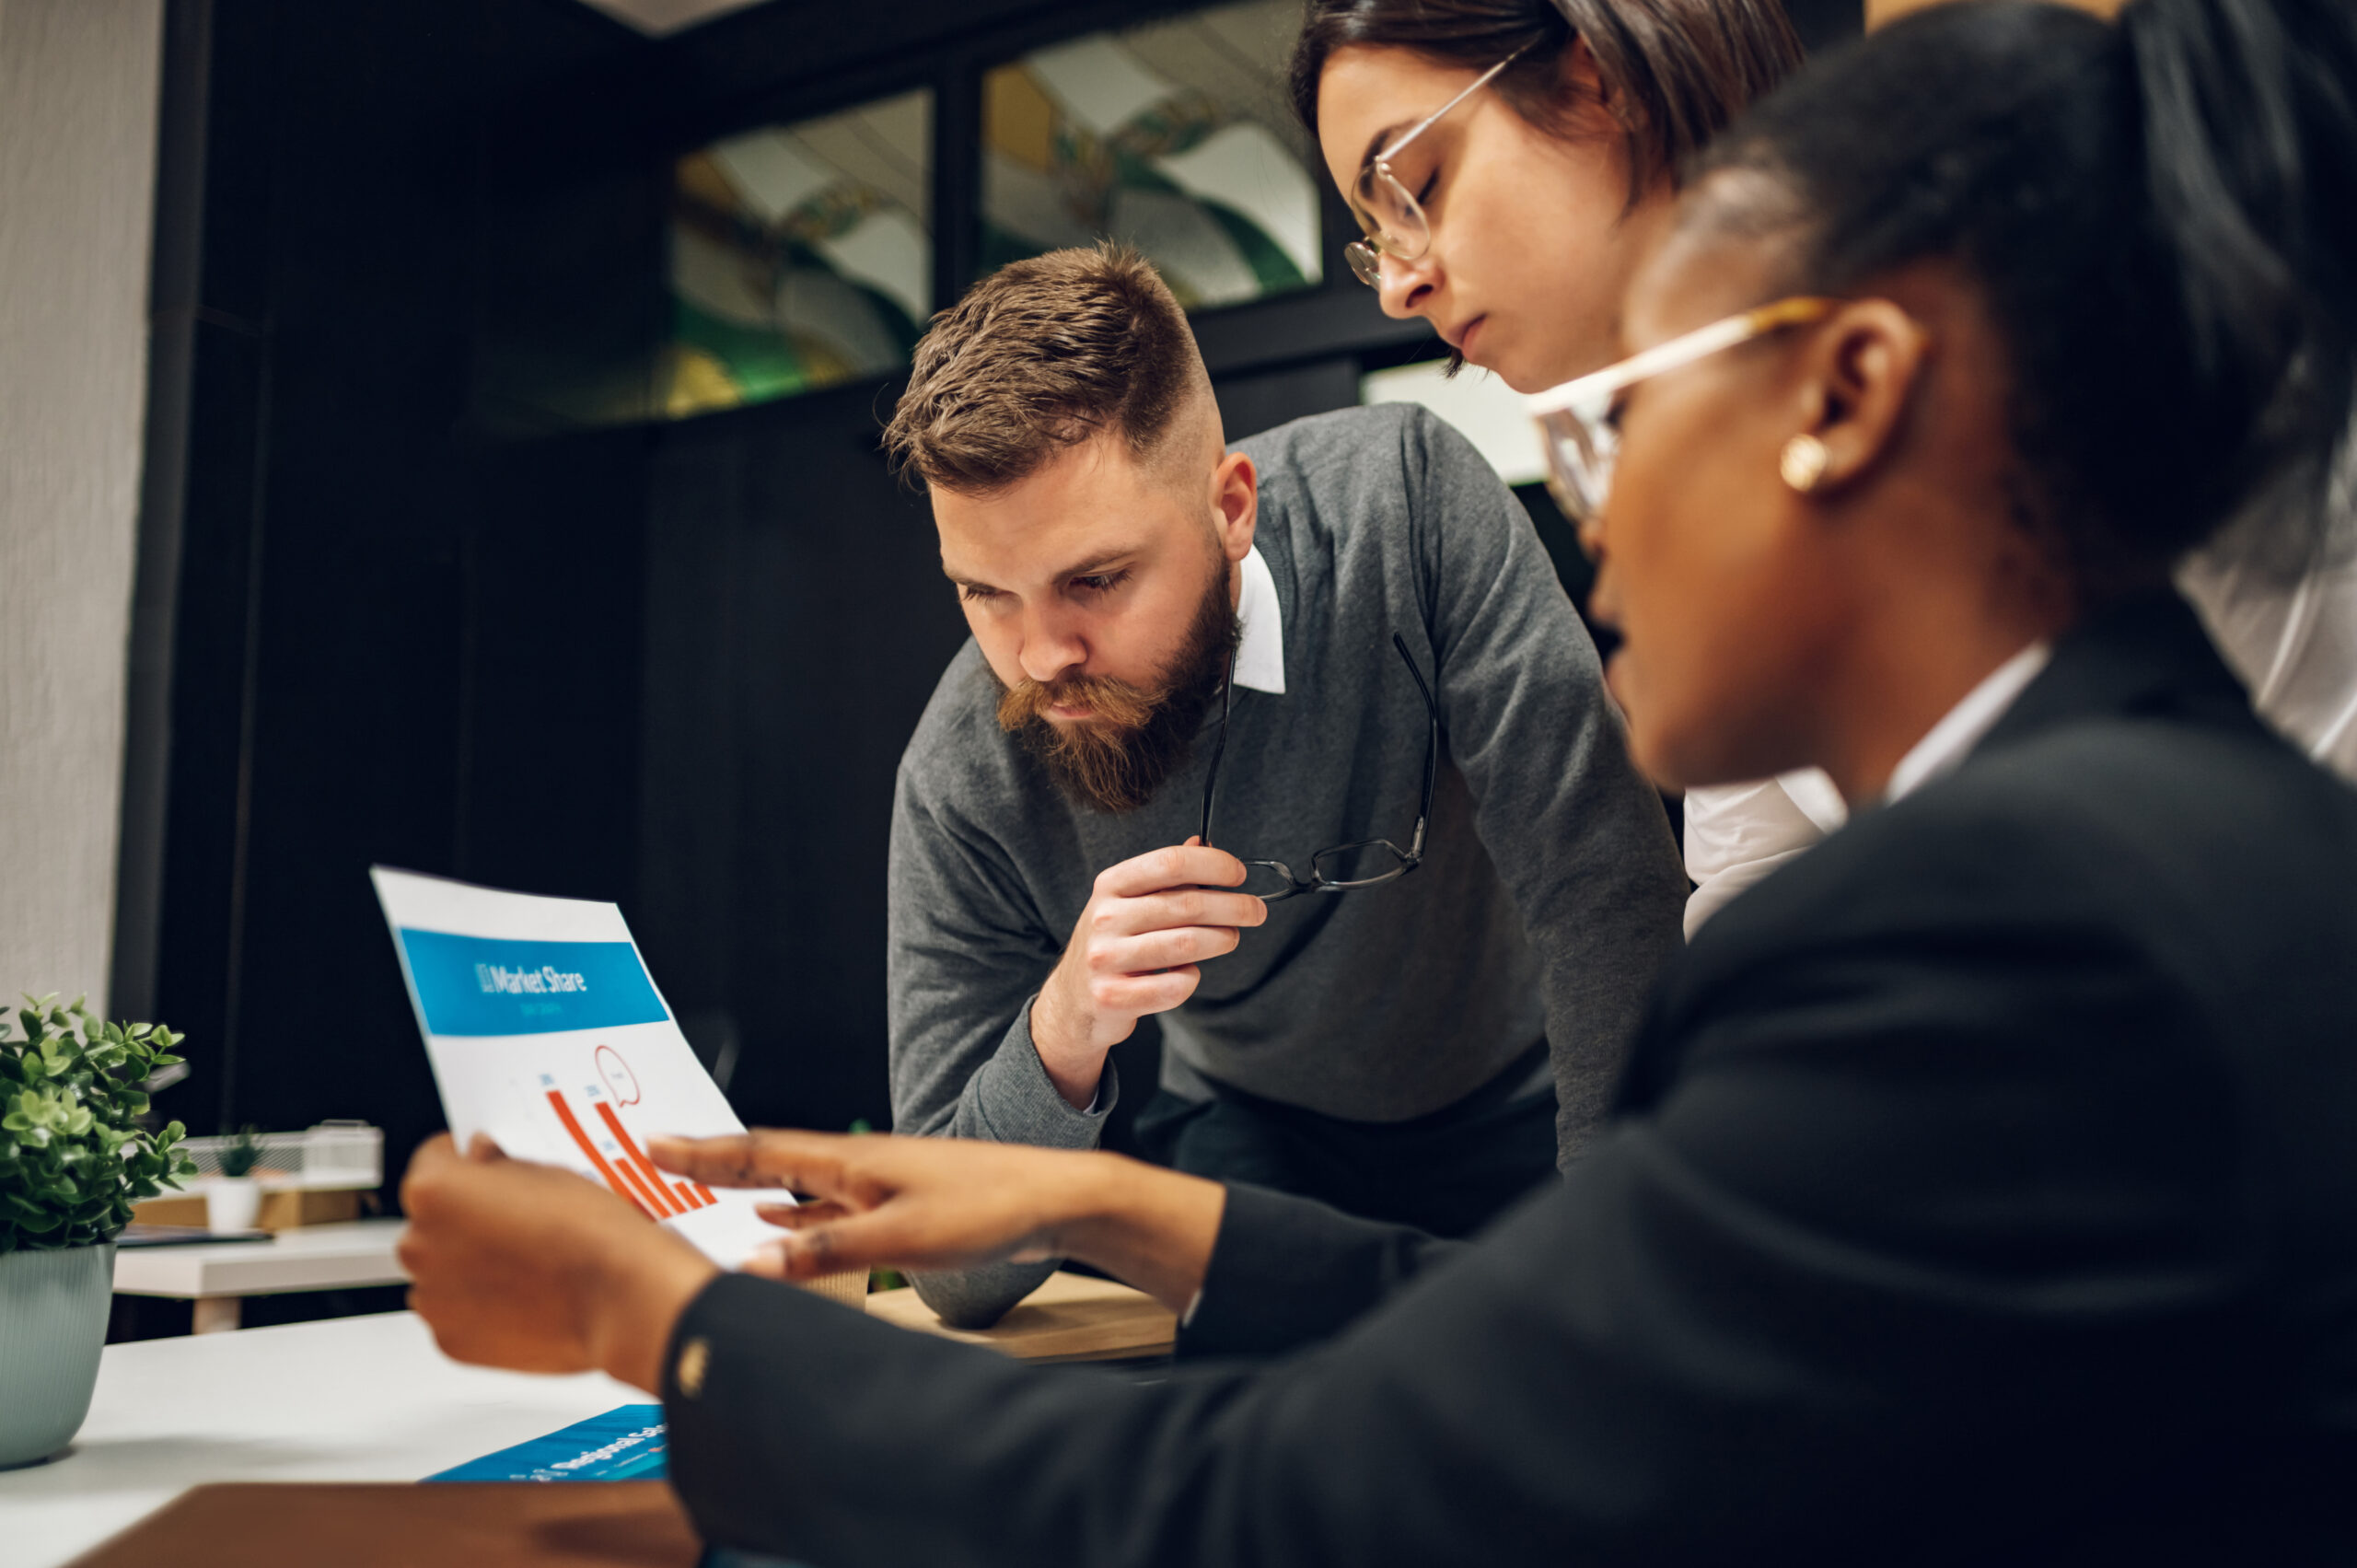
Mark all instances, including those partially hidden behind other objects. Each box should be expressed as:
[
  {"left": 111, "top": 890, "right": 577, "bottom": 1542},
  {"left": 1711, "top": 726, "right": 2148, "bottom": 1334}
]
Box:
[
  {"left": 1227, "top": 399, "right": 1431, "bottom": 473},
  {"left": 1227, "top": 401, "right": 1552, "bottom": 637},
  {"left": 1228, "top": 401, "right": 1505, "bottom": 532}
]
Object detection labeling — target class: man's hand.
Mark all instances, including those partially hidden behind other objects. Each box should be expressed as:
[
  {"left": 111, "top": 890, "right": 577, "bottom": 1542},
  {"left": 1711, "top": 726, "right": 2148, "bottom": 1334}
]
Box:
[
  {"left": 651, "top": 1130, "right": 1225, "bottom": 1315},
  {"left": 1030, "top": 838, "right": 1268, "bottom": 1108},
  {"left": 399, "top": 1134, "right": 717, "bottom": 1393}
]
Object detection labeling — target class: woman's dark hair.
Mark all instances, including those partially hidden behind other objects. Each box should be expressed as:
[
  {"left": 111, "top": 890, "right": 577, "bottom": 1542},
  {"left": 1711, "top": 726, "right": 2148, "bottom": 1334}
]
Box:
[
  {"left": 1288, "top": 0, "right": 1803, "bottom": 197},
  {"left": 1691, "top": 0, "right": 2357, "bottom": 585}
]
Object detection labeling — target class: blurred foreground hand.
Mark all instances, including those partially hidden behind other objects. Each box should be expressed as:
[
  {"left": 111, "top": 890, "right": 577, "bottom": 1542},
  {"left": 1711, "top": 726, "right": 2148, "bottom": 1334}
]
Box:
[{"left": 399, "top": 1133, "right": 716, "bottom": 1393}]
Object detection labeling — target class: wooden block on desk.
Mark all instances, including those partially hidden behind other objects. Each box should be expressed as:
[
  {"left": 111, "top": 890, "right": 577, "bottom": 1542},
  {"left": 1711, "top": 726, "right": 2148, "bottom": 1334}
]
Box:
[
  {"left": 132, "top": 1188, "right": 365, "bottom": 1232},
  {"left": 64, "top": 1481, "right": 699, "bottom": 1568},
  {"left": 865, "top": 1270, "right": 1176, "bottom": 1363},
  {"left": 267, "top": 1189, "right": 365, "bottom": 1229},
  {"left": 791, "top": 1267, "right": 869, "bottom": 1309},
  {"left": 129, "top": 1194, "right": 206, "bottom": 1227}
]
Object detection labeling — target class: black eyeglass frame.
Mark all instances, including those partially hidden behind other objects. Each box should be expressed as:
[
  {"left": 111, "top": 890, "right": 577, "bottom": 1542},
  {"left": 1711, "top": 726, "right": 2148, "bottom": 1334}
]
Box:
[{"left": 1197, "top": 633, "right": 1441, "bottom": 902}]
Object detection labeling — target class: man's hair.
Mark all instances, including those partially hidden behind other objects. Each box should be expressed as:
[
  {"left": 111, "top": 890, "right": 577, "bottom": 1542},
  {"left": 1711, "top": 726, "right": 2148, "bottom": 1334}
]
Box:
[{"left": 882, "top": 243, "right": 1212, "bottom": 494}]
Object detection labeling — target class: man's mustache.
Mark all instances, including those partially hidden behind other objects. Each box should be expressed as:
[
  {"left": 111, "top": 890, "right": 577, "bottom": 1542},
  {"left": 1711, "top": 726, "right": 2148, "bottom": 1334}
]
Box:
[{"left": 996, "top": 672, "right": 1159, "bottom": 733}]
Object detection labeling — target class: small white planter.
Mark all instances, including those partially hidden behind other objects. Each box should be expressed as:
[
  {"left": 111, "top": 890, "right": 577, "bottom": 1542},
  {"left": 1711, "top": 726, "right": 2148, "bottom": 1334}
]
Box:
[
  {"left": 204, "top": 1177, "right": 262, "bottom": 1234},
  {"left": 0, "top": 1243, "right": 114, "bottom": 1468}
]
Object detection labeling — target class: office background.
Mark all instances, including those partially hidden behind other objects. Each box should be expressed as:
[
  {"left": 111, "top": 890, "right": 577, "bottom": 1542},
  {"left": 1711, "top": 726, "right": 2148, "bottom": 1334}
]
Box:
[{"left": 2, "top": 0, "right": 1862, "bottom": 1306}]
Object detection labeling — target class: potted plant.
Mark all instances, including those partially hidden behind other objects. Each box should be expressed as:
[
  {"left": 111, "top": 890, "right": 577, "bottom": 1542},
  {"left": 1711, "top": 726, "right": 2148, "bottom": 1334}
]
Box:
[
  {"left": 0, "top": 995, "right": 193, "bottom": 1468},
  {"left": 207, "top": 1124, "right": 265, "bottom": 1234}
]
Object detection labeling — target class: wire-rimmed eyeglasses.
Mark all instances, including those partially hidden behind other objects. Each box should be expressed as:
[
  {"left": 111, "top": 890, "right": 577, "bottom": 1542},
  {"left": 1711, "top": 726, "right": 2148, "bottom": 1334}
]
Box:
[
  {"left": 1198, "top": 633, "right": 1440, "bottom": 902},
  {"left": 1344, "top": 48, "right": 1526, "bottom": 289}
]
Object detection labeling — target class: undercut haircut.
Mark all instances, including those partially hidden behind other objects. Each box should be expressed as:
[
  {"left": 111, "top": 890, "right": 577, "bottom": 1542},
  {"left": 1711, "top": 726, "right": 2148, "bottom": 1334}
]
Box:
[{"left": 882, "top": 243, "right": 1212, "bottom": 495}]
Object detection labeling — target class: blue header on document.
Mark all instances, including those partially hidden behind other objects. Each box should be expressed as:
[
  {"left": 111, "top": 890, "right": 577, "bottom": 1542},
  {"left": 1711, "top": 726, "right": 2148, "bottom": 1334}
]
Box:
[{"left": 397, "top": 929, "right": 669, "bottom": 1036}]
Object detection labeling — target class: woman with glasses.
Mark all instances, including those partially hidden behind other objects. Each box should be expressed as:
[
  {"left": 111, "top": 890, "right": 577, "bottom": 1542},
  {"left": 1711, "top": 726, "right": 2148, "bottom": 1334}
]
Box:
[
  {"left": 1295, "top": 0, "right": 2357, "bottom": 935},
  {"left": 400, "top": 1, "right": 2357, "bottom": 1559},
  {"left": 1292, "top": 0, "right": 1799, "bottom": 399},
  {"left": 1290, "top": 0, "right": 1852, "bottom": 935}
]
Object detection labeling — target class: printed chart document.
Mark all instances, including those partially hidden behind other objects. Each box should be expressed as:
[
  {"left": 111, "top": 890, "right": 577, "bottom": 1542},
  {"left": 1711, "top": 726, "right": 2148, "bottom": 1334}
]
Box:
[{"left": 372, "top": 866, "right": 781, "bottom": 1267}]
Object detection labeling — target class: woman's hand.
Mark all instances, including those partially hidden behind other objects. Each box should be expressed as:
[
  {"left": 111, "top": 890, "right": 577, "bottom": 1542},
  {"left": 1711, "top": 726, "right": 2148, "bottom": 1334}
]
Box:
[
  {"left": 399, "top": 1133, "right": 717, "bottom": 1393},
  {"left": 649, "top": 1131, "right": 1225, "bottom": 1315}
]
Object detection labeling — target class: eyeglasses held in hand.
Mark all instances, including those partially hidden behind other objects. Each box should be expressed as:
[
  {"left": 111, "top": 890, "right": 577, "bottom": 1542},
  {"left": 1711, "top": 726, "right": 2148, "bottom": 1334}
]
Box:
[
  {"left": 1344, "top": 49, "right": 1526, "bottom": 289},
  {"left": 1198, "top": 633, "right": 1440, "bottom": 902},
  {"left": 1524, "top": 296, "right": 1839, "bottom": 525}
]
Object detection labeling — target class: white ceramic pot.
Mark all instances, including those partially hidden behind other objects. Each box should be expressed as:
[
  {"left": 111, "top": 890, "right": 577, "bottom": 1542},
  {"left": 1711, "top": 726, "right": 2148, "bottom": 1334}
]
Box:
[
  {"left": 0, "top": 1243, "right": 114, "bottom": 1468},
  {"left": 204, "top": 1177, "right": 262, "bottom": 1234}
]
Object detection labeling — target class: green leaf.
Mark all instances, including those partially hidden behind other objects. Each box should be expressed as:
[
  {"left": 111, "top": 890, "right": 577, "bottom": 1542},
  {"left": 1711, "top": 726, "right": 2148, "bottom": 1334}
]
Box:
[{"left": 0, "top": 1005, "right": 194, "bottom": 1252}]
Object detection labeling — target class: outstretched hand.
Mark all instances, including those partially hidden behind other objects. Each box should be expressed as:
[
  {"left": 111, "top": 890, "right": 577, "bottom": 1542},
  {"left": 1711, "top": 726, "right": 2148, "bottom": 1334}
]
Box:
[{"left": 649, "top": 1130, "right": 1225, "bottom": 1315}]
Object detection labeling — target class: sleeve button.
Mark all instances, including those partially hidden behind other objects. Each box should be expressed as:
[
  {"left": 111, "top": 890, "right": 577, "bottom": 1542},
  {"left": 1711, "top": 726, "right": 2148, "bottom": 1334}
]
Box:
[{"left": 676, "top": 1336, "right": 710, "bottom": 1399}]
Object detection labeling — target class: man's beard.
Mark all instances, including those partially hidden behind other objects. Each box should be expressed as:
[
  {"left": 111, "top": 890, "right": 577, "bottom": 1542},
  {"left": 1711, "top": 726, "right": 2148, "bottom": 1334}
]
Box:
[{"left": 994, "top": 557, "right": 1239, "bottom": 815}]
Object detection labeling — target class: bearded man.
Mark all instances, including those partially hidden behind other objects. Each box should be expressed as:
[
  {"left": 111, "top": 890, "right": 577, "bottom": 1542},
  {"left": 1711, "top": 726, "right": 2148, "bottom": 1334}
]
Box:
[{"left": 885, "top": 245, "right": 1685, "bottom": 1326}]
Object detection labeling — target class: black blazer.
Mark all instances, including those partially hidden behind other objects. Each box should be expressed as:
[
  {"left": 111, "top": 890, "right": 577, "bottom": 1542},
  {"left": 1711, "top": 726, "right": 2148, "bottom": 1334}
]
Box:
[{"left": 665, "top": 594, "right": 2357, "bottom": 1566}]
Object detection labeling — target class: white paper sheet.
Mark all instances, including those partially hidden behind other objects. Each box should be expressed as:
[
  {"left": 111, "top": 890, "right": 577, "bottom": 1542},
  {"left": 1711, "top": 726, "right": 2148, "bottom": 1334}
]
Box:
[{"left": 371, "top": 866, "right": 784, "bottom": 1268}]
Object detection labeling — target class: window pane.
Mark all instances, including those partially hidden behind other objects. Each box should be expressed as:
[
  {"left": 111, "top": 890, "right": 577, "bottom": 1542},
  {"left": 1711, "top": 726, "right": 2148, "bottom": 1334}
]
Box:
[
  {"left": 666, "top": 89, "right": 934, "bottom": 418},
  {"left": 981, "top": 0, "right": 1323, "bottom": 310}
]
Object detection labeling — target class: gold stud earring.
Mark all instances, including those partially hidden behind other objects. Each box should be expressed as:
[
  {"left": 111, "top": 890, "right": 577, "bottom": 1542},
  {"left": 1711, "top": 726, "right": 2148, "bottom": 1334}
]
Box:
[{"left": 1780, "top": 434, "right": 1829, "bottom": 494}]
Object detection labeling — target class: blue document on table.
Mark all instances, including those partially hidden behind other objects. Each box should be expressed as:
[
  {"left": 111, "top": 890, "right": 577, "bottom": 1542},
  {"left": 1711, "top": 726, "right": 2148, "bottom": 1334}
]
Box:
[{"left": 426, "top": 1404, "right": 668, "bottom": 1482}]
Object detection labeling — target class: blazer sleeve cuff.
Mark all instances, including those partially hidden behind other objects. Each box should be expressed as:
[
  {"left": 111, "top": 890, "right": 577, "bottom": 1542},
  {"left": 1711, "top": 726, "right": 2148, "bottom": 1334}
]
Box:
[{"left": 1176, "top": 1180, "right": 1468, "bottom": 1360}]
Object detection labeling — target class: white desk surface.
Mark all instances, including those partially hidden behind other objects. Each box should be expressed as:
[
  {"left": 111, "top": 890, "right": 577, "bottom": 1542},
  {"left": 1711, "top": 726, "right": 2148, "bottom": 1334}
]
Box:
[
  {"left": 0, "top": 1310, "right": 641, "bottom": 1568},
  {"left": 111, "top": 1217, "right": 410, "bottom": 1299}
]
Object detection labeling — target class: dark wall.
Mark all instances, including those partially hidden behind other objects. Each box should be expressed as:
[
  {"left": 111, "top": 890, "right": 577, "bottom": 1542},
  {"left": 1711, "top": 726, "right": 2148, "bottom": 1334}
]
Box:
[
  {"left": 635, "top": 377, "right": 966, "bottom": 1132},
  {"left": 123, "top": 0, "right": 656, "bottom": 1185}
]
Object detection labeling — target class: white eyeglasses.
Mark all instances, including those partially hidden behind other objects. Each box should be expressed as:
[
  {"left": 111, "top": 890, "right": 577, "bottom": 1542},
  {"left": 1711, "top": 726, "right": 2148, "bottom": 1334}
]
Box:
[{"left": 1525, "top": 296, "right": 1840, "bottom": 524}]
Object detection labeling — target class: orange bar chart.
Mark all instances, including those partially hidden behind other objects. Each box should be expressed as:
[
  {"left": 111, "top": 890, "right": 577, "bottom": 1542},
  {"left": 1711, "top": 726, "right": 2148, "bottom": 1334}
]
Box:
[
  {"left": 596, "top": 1101, "right": 713, "bottom": 1213},
  {"left": 544, "top": 1089, "right": 654, "bottom": 1218},
  {"left": 611, "top": 1149, "right": 680, "bottom": 1217}
]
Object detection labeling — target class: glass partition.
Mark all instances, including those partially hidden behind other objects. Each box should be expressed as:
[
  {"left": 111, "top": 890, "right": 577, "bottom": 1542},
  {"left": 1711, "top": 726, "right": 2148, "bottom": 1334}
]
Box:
[
  {"left": 981, "top": 0, "right": 1323, "bottom": 310},
  {"left": 666, "top": 89, "right": 934, "bottom": 417}
]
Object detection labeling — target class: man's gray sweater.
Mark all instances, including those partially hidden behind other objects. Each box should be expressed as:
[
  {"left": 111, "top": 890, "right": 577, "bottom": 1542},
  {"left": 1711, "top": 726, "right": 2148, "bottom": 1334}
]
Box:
[{"left": 888, "top": 404, "right": 1688, "bottom": 1322}]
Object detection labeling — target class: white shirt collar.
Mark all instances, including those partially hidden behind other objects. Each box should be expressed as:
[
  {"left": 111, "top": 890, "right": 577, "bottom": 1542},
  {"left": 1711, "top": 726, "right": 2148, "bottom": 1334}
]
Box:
[
  {"left": 1883, "top": 641, "right": 2053, "bottom": 805},
  {"left": 1233, "top": 546, "right": 1285, "bottom": 695}
]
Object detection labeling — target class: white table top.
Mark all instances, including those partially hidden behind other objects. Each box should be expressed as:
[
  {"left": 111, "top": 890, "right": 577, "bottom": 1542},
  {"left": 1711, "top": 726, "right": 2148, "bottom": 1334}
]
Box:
[
  {"left": 0, "top": 1310, "right": 642, "bottom": 1568},
  {"left": 111, "top": 1217, "right": 408, "bottom": 1299}
]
